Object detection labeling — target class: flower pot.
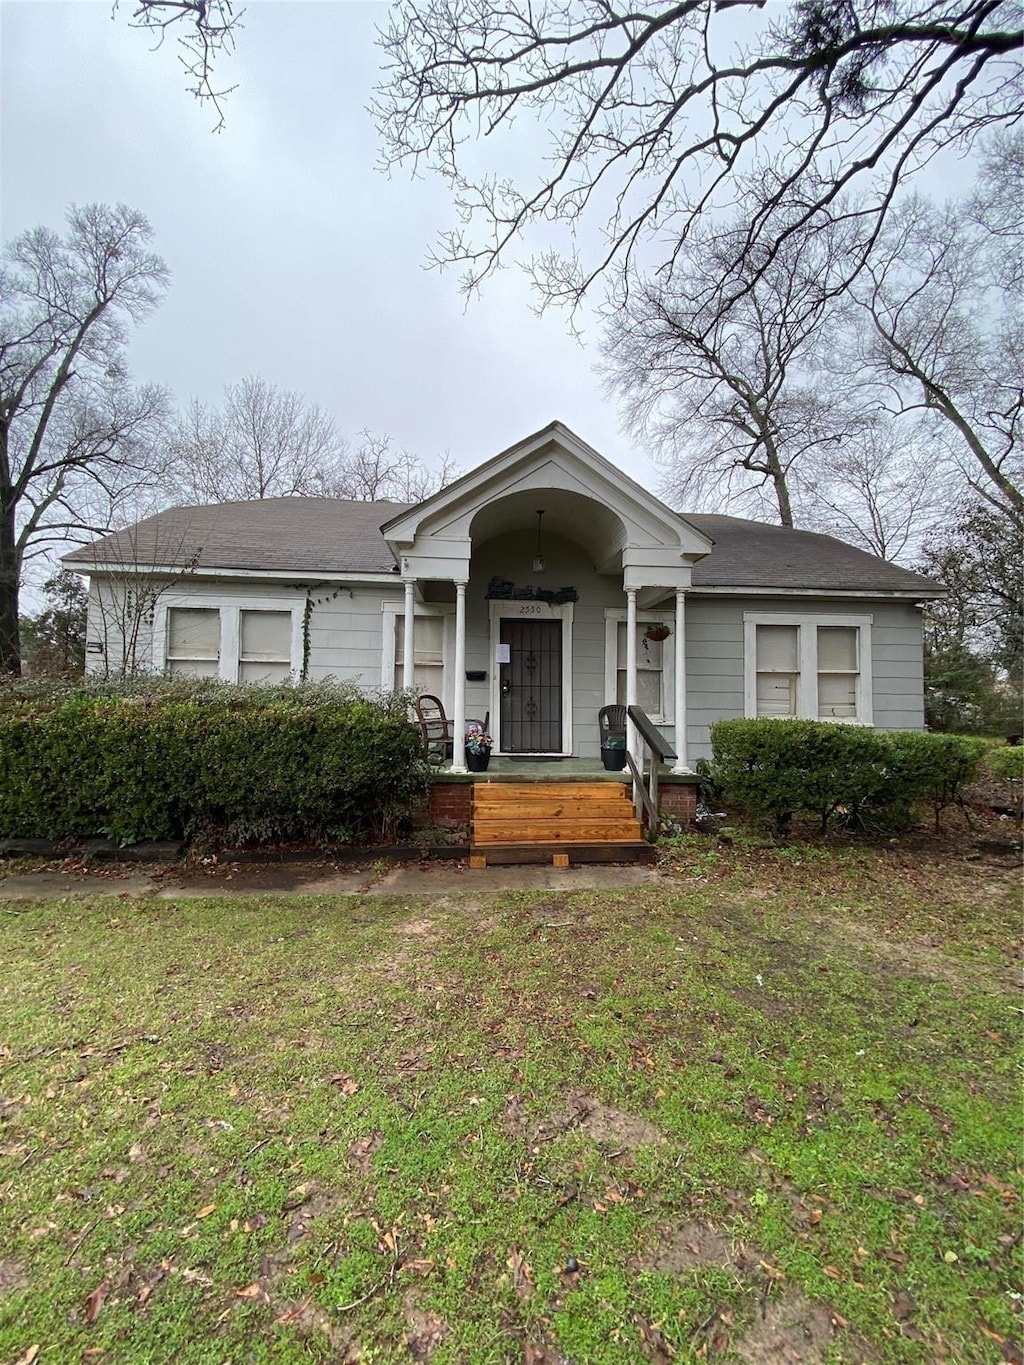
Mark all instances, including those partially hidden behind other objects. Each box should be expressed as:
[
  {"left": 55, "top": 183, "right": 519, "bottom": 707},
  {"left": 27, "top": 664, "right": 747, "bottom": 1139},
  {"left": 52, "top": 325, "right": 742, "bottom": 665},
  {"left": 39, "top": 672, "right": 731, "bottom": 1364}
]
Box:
[
  {"left": 601, "top": 744, "right": 627, "bottom": 772},
  {"left": 465, "top": 747, "right": 491, "bottom": 772}
]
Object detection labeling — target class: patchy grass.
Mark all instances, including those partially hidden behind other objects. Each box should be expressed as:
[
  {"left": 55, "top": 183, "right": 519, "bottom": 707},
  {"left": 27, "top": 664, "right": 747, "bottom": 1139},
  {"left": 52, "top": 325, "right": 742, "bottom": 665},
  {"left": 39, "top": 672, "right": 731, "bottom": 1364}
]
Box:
[{"left": 0, "top": 848, "right": 1020, "bottom": 1364}]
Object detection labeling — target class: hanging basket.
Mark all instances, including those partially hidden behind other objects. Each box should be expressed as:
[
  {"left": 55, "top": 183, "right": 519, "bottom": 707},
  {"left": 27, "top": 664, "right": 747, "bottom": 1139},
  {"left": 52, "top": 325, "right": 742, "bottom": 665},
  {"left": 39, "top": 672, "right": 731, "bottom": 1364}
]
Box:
[{"left": 644, "top": 624, "right": 671, "bottom": 643}]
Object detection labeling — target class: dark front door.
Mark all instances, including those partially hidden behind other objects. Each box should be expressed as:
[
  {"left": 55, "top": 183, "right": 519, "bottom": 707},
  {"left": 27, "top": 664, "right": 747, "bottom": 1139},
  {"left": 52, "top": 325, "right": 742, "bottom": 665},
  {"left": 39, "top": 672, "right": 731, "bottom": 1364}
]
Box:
[{"left": 500, "top": 618, "right": 563, "bottom": 753}]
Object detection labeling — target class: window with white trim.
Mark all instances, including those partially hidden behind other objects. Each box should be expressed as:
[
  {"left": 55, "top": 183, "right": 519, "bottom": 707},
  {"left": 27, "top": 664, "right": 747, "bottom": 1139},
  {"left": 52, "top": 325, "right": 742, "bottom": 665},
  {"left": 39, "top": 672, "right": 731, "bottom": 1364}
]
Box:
[
  {"left": 167, "top": 607, "right": 220, "bottom": 677},
  {"left": 604, "top": 613, "right": 672, "bottom": 723},
  {"left": 158, "top": 598, "right": 301, "bottom": 683},
  {"left": 394, "top": 614, "right": 445, "bottom": 693},
  {"left": 238, "top": 610, "right": 292, "bottom": 684},
  {"left": 744, "top": 613, "right": 872, "bottom": 724},
  {"left": 381, "top": 605, "right": 451, "bottom": 698}
]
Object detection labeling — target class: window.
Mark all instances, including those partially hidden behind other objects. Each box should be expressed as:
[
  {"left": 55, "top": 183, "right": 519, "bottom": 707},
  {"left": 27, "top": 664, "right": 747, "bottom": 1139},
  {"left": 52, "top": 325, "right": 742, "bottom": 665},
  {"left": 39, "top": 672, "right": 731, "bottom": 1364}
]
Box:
[
  {"left": 816, "top": 626, "right": 859, "bottom": 719},
  {"left": 382, "top": 608, "right": 450, "bottom": 696},
  {"left": 744, "top": 613, "right": 872, "bottom": 724},
  {"left": 167, "top": 607, "right": 220, "bottom": 677},
  {"left": 239, "top": 610, "right": 292, "bottom": 683},
  {"left": 604, "top": 613, "right": 672, "bottom": 723},
  {"left": 755, "top": 624, "right": 798, "bottom": 717},
  {"left": 157, "top": 598, "right": 300, "bottom": 682}
]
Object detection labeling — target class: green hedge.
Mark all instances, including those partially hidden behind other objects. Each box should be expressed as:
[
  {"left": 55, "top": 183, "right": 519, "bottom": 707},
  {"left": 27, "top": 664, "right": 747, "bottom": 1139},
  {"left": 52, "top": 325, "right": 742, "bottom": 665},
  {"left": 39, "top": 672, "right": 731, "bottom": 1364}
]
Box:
[
  {"left": 0, "top": 679, "right": 429, "bottom": 845},
  {"left": 985, "top": 744, "right": 1024, "bottom": 784},
  {"left": 709, "top": 719, "right": 986, "bottom": 836}
]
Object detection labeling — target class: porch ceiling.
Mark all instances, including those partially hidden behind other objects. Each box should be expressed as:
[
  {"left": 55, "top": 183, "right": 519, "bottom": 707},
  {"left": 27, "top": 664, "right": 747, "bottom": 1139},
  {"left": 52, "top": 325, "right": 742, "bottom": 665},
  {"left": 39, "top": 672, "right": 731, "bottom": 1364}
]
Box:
[{"left": 469, "top": 488, "right": 625, "bottom": 567}]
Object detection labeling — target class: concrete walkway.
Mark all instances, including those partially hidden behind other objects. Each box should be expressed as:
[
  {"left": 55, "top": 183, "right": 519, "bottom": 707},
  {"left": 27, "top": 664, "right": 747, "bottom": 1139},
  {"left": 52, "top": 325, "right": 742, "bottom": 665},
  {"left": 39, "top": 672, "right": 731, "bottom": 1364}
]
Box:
[{"left": 0, "top": 860, "right": 661, "bottom": 901}]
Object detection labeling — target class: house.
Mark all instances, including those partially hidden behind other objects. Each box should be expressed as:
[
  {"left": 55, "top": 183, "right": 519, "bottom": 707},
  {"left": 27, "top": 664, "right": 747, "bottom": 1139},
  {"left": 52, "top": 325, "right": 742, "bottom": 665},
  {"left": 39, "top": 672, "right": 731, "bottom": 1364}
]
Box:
[{"left": 65, "top": 421, "right": 942, "bottom": 775}]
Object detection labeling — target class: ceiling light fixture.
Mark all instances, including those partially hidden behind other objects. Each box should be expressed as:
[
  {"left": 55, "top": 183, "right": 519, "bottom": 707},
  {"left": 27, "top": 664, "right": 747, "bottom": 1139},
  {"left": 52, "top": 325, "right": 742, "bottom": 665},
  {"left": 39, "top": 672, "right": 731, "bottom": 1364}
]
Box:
[{"left": 533, "top": 509, "right": 546, "bottom": 574}]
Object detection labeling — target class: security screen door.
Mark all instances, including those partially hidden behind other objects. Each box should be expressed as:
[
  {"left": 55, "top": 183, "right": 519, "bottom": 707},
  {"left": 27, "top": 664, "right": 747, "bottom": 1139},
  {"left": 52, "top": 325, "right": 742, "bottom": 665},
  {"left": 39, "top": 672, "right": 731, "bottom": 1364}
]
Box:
[{"left": 499, "top": 618, "right": 562, "bottom": 753}]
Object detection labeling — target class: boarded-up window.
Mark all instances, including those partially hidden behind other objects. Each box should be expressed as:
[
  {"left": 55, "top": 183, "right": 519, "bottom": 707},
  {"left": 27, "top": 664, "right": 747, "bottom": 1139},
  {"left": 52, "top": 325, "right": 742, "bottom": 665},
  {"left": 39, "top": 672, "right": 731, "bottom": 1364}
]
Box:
[
  {"left": 395, "top": 615, "right": 445, "bottom": 691},
  {"left": 756, "top": 624, "right": 798, "bottom": 717},
  {"left": 167, "top": 607, "right": 220, "bottom": 677},
  {"left": 817, "top": 626, "right": 858, "bottom": 718},
  {"left": 615, "top": 623, "right": 664, "bottom": 717},
  {"left": 239, "top": 610, "right": 292, "bottom": 684}
]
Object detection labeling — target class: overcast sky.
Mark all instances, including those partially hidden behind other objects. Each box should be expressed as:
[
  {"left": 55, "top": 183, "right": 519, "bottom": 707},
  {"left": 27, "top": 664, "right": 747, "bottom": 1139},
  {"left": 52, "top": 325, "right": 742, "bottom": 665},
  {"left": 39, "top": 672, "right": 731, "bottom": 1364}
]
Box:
[{"left": 1, "top": 0, "right": 658, "bottom": 495}]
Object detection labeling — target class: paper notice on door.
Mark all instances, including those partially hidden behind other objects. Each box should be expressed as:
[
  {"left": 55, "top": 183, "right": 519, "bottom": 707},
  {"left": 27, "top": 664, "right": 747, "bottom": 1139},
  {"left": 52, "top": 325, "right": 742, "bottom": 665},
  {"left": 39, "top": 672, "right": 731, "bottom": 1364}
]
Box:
[{"left": 495, "top": 643, "right": 511, "bottom": 664}]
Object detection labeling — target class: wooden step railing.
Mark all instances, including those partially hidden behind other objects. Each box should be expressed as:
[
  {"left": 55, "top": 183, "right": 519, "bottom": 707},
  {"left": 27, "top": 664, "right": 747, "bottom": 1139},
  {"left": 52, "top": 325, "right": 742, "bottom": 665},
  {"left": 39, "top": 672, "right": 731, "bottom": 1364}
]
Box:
[{"left": 625, "top": 706, "right": 676, "bottom": 841}]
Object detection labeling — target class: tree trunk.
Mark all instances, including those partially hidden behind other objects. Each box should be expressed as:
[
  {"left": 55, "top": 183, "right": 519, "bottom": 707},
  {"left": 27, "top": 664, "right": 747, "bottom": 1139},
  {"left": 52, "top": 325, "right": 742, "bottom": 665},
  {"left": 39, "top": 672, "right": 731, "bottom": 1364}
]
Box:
[{"left": 0, "top": 499, "right": 22, "bottom": 675}]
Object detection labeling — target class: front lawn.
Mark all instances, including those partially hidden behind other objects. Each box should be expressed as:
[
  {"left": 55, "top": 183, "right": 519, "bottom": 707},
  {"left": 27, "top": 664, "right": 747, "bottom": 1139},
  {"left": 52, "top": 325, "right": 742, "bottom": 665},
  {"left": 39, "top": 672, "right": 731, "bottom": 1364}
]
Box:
[{"left": 0, "top": 845, "right": 1020, "bottom": 1363}]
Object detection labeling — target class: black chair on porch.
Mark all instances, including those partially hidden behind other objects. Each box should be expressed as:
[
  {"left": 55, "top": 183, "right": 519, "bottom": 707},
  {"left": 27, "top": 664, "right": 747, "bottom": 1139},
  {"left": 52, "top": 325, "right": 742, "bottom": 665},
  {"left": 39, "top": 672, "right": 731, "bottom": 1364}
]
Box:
[{"left": 598, "top": 704, "right": 627, "bottom": 746}]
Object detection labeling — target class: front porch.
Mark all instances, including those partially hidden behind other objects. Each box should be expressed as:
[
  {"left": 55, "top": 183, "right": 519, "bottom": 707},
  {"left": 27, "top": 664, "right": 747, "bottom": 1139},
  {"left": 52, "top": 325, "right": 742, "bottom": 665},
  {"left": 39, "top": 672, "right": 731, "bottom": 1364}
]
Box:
[{"left": 382, "top": 423, "right": 714, "bottom": 774}]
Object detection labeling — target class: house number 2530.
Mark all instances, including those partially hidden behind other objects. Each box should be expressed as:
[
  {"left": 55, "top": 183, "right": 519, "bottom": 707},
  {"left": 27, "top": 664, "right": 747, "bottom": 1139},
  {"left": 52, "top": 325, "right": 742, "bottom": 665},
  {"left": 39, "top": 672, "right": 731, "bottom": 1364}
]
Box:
[{"left": 514, "top": 604, "right": 544, "bottom": 615}]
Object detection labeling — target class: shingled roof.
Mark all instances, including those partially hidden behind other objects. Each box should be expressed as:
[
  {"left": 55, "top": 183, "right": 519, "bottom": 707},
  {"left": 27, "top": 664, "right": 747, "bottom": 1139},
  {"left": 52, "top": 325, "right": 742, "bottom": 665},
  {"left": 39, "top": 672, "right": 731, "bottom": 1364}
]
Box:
[
  {"left": 64, "top": 497, "right": 413, "bottom": 577},
  {"left": 65, "top": 497, "right": 940, "bottom": 596},
  {"left": 683, "top": 514, "right": 939, "bottom": 594}
]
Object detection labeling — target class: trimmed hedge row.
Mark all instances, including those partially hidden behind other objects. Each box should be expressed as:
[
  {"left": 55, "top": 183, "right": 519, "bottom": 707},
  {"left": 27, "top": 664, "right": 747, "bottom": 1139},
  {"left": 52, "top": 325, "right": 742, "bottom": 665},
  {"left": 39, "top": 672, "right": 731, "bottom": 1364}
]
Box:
[
  {"left": 985, "top": 744, "right": 1024, "bottom": 784},
  {"left": 0, "top": 679, "right": 429, "bottom": 846},
  {"left": 710, "top": 719, "right": 986, "bottom": 836}
]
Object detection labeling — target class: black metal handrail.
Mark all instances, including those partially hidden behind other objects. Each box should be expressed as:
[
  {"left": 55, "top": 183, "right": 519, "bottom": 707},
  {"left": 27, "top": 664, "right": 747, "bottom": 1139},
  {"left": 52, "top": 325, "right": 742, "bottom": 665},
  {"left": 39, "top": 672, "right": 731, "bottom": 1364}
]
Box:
[{"left": 625, "top": 706, "right": 677, "bottom": 840}]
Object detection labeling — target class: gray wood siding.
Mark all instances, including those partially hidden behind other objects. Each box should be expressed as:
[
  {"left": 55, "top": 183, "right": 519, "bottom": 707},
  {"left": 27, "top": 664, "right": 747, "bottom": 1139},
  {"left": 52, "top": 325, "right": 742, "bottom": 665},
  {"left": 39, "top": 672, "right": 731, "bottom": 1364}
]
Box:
[
  {"left": 683, "top": 596, "right": 925, "bottom": 761},
  {"left": 306, "top": 585, "right": 402, "bottom": 687}
]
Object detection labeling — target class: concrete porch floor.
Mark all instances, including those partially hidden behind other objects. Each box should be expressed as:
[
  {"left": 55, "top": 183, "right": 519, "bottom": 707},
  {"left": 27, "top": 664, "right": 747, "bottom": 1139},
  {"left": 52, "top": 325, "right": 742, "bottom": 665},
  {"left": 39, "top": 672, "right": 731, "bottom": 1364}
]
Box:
[{"left": 430, "top": 757, "right": 698, "bottom": 784}]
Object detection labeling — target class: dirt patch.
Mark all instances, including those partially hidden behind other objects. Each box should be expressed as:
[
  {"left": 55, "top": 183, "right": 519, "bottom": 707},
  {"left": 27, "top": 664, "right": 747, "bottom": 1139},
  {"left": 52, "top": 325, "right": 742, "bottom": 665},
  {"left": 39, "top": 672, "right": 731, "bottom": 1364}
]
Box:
[
  {"left": 827, "top": 914, "right": 1019, "bottom": 991},
  {"left": 403, "top": 1292, "right": 448, "bottom": 1361},
  {"left": 0, "top": 1259, "right": 28, "bottom": 1293},
  {"left": 402, "top": 918, "right": 437, "bottom": 939},
  {"left": 639, "top": 1221, "right": 760, "bottom": 1275},
  {"left": 269, "top": 1296, "right": 361, "bottom": 1357},
  {"left": 508, "top": 1090, "right": 663, "bottom": 1152},
  {"left": 734, "top": 1288, "right": 870, "bottom": 1364}
]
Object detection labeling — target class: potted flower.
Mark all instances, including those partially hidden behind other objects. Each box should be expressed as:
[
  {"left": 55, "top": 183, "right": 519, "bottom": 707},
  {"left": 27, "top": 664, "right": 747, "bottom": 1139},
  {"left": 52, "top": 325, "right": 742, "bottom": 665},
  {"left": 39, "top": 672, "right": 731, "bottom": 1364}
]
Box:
[
  {"left": 464, "top": 723, "right": 493, "bottom": 772},
  {"left": 600, "top": 733, "right": 627, "bottom": 771}
]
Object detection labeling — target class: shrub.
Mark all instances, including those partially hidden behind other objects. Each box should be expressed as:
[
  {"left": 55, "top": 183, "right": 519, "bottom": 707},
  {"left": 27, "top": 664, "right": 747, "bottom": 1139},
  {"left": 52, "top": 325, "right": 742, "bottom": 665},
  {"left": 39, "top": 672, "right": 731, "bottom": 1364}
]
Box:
[
  {"left": 709, "top": 719, "right": 985, "bottom": 837},
  {"left": 0, "top": 679, "right": 429, "bottom": 845},
  {"left": 986, "top": 744, "right": 1024, "bottom": 784}
]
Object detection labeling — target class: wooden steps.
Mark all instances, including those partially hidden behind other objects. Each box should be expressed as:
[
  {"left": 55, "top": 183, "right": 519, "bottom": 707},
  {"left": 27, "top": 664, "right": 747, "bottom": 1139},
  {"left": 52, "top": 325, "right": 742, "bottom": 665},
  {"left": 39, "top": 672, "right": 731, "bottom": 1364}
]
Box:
[{"left": 470, "top": 782, "right": 651, "bottom": 867}]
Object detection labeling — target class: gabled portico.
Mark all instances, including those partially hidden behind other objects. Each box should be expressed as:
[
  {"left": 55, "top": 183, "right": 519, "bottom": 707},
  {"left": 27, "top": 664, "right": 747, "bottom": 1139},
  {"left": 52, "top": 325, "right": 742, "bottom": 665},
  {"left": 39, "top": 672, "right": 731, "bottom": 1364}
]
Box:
[{"left": 380, "top": 421, "right": 712, "bottom": 773}]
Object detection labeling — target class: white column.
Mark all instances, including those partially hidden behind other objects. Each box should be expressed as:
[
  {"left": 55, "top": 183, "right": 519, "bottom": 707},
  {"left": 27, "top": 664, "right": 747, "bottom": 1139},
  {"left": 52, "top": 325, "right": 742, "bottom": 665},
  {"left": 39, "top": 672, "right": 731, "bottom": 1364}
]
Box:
[
  {"left": 672, "top": 589, "right": 691, "bottom": 773},
  {"left": 402, "top": 579, "right": 416, "bottom": 691},
  {"left": 625, "top": 588, "right": 638, "bottom": 758},
  {"left": 450, "top": 580, "right": 468, "bottom": 773}
]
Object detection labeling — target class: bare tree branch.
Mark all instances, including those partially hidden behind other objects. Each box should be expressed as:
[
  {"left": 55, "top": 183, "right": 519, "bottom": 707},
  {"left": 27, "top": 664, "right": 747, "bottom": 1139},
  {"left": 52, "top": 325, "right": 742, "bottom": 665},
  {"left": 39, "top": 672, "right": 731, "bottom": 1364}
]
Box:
[{"left": 374, "top": 0, "right": 1023, "bottom": 309}]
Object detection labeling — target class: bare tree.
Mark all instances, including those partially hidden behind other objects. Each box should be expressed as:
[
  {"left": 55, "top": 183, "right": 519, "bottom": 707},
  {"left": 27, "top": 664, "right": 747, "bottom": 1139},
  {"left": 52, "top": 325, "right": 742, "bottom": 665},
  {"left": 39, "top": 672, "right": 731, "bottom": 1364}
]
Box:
[
  {"left": 849, "top": 145, "right": 1023, "bottom": 526},
  {"left": 327, "top": 430, "right": 460, "bottom": 503},
  {"left": 168, "top": 380, "right": 459, "bottom": 505},
  {"left": 168, "top": 377, "right": 345, "bottom": 502},
  {"left": 604, "top": 218, "right": 848, "bottom": 526},
  {"left": 798, "top": 416, "right": 943, "bottom": 561},
  {"left": 371, "top": 0, "right": 1022, "bottom": 309},
  {"left": 0, "top": 204, "right": 170, "bottom": 674}
]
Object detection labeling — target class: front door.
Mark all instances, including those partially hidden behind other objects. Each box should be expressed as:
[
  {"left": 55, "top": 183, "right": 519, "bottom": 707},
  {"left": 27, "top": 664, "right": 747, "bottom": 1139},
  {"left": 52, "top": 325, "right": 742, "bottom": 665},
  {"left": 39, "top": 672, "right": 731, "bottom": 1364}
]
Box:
[{"left": 499, "top": 618, "right": 562, "bottom": 753}]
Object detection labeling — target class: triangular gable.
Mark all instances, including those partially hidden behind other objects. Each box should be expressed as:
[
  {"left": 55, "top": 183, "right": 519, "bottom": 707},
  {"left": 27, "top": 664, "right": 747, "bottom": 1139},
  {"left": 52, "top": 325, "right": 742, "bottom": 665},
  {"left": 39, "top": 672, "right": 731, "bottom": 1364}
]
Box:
[{"left": 381, "top": 421, "right": 712, "bottom": 564}]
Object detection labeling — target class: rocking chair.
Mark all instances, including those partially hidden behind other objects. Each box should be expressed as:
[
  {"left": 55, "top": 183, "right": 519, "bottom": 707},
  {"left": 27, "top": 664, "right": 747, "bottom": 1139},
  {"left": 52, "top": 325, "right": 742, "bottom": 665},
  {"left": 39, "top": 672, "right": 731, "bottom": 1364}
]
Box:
[{"left": 412, "top": 694, "right": 488, "bottom": 764}]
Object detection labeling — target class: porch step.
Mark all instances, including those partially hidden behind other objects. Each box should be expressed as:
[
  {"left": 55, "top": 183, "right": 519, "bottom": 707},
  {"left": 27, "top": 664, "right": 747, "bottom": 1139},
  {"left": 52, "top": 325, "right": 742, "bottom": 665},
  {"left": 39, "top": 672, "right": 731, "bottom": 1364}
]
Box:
[{"left": 470, "top": 782, "right": 648, "bottom": 865}]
